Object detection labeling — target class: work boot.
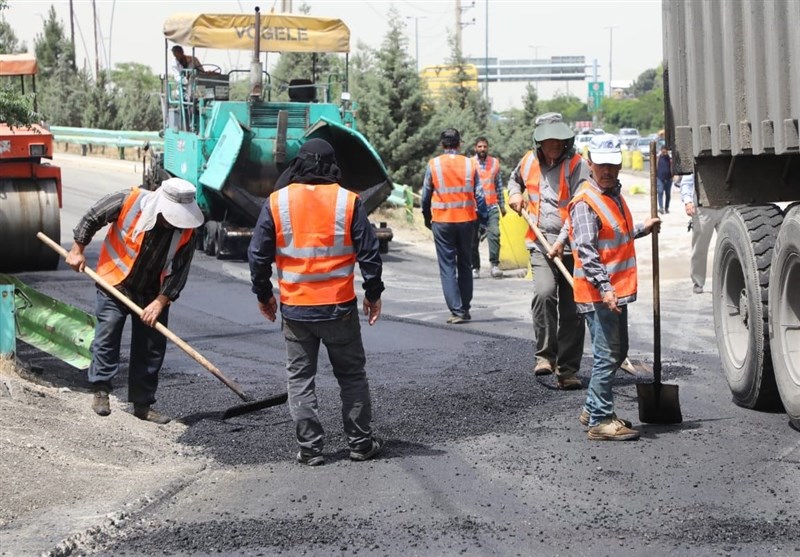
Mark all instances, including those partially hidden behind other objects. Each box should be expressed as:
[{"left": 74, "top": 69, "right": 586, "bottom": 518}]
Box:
[
  {"left": 447, "top": 314, "right": 467, "bottom": 324},
  {"left": 350, "top": 437, "right": 384, "bottom": 461},
  {"left": 296, "top": 451, "right": 325, "bottom": 467},
  {"left": 490, "top": 266, "right": 503, "bottom": 278},
  {"left": 133, "top": 404, "right": 171, "bottom": 425},
  {"left": 472, "top": 269, "right": 480, "bottom": 279},
  {"left": 579, "top": 409, "right": 632, "bottom": 428},
  {"left": 91, "top": 391, "right": 111, "bottom": 417},
  {"left": 556, "top": 374, "right": 582, "bottom": 390},
  {"left": 588, "top": 417, "right": 640, "bottom": 441},
  {"left": 533, "top": 360, "right": 553, "bottom": 376},
  {"left": 693, "top": 284, "right": 703, "bottom": 294}
]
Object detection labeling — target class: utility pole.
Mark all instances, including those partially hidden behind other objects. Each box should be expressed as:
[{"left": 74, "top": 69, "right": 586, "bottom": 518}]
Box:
[
  {"left": 281, "top": 0, "right": 292, "bottom": 12},
  {"left": 455, "top": 0, "right": 475, "bottom": 55},
  {"left": 92, "top": 0, "right": 100, "bottom": 80},
  {"left": 406, "top": 16, "right": 425, "bottom": 72},
  {"left": 69, "top": 0, "right": 76, "bottom": 70},
  {"left": 605, "top": 25, "right": 619, "bottom": 97}
]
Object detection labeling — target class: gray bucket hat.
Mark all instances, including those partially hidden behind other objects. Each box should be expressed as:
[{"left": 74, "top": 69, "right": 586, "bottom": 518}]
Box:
[{"left": 533, "top": 112, "right": 574, "bottom": 142}]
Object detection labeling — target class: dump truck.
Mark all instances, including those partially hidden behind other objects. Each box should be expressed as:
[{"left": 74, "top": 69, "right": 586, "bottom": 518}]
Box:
[
  {"left": 0, "top": 53, "right": 62, "bottom": 272},
  {"left": 145, "top": 8, "right": 393, "bottom": 258},
  {"left": 663, "top": 0, "right": 799, "bottom": 428}
]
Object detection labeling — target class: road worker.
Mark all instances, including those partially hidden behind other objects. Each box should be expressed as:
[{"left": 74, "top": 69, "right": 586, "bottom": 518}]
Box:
[
  {"left": 507, "top": 112, "right": 590, "bottom": 389},
  {"left": 65, "top": 178, "right": 204, "bottom": 424},
  {"left": 421, "top": 127, "right": 487, "bottom": 324},
  {"left": 248, "top": 138, "right": 384, "bottom": 466},
  {"left": 471, "top": 136, "right": 506, "bottom": 279},
  {"left": 569, "top": 134, "right": 660, "bottom": 440}
]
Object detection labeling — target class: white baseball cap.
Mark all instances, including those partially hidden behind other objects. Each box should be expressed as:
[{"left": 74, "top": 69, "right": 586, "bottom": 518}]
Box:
[{"left": 588, "top": 134, "right": 623, "bottom": 165}]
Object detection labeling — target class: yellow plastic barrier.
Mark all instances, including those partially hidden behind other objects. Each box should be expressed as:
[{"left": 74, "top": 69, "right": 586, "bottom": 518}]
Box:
[
  {"left": 631, "top": 150, "right": 644, "bottom": 171},
  {"left": 622, "top": 149, "right": 633, "bottom": 169},
  {"left": 497, "top": 191, "right": 530, "bottom": 270}
]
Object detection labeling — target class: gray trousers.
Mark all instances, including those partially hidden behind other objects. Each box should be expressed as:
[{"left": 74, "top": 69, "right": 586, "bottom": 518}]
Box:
[
  {"left": 282, "top": 311, "right": 373, "bottom": 454},
  {"left": 530, "top": 250, "right": 585, "bottom": 377},
  {"left": 691, "top": 207, "right": 725, "bottom": 289}
]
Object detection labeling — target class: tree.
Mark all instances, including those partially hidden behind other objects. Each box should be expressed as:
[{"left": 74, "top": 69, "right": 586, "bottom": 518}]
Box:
[
  {"left": 82, "top": 71, "right": 117, "bottom": 129},
  {"left": 630, "top": 67, "right": 660, "bottom": 97},
  {"left": 538, "top": 93, "right": 591, "bottom": 124},
  {"left": 0, "top": 0, "right": 38, "bottom": 127},
  {"left": 0, "top": 13, "right": 25, "bottom": 53},
  {"left": 111, "top": 63, "right": 161, "bottom": 130},
  {"left": 33, "top": 6, "right": 74, "bottom": 78},
  {"left": 352, "top": 9, "right": 432, "bottom": 188},
  {"left": 37, "top": 53, "right": 89, "bottom": 126}
]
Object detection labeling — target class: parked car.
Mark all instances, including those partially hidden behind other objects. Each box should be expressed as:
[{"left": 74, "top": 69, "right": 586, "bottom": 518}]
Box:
[
  {"left": 637, "top": 136, "right": 655, "bottom": 156},
  {"left": 574, "top": 133, "right": 594, "bottom": 152},
  {"left": 619, "top": 127, "right": 640, "bottom": 138}
]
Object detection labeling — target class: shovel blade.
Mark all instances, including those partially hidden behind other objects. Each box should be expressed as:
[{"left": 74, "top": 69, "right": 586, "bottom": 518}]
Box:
[
  {"left": 636, "top": 382, "right": 682, "bottom": 424},
  {"left": 222, "top": 392, "right": 288, "bottom": 420}
]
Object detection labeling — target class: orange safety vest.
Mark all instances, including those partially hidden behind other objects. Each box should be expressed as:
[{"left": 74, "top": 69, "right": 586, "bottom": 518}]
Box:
[
  {"left": 520, "top": 151, "right": 582, "bottom": 243},
  {"left": 271, "top": 183, "right": 358, "bottom": 306},
  {"left": 568, "top": 181, "right": 638, "bottom": 304},
  {"left": 429, "top": 154, "right": 479, "bottom": 223},
  {"left": 96, "top": 187, "right": 194, "bottom": 286},
  {"left": 474, "top": 155, "right": 500, "bottom": 206}
]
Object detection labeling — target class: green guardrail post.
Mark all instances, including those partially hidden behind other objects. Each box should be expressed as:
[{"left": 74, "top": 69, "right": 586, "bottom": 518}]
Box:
[
  {"left": 0, "top": 285, "right": 14, "bottom": 357},
  {"left": 118, "top": 146, "right": 125, "bottom": 160}
]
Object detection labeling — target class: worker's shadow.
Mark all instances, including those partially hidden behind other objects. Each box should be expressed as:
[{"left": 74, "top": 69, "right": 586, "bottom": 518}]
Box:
[{"left": 326, "top": 440, "right": 446, "bottom": 463}]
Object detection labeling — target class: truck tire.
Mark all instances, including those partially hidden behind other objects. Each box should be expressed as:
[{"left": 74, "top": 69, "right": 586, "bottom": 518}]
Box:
[
  {"left": 713, "top": 205, "right": 783, "bottom": 410},
  {"left": 768, "top": 205, "right": 800, "bottom": 427}
]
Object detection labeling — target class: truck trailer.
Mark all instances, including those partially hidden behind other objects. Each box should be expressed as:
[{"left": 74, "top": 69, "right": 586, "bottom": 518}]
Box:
[{"left": 663, "top": 0, "right": 799, "bottom": 428}]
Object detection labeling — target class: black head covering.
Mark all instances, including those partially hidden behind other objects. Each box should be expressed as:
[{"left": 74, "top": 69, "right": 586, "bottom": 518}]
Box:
[
  {"left": 275, "top": 138, "right": 342, "bottom": 190},
  {"left": 440, "top": 128, "right": 461, "bottom": 149}
]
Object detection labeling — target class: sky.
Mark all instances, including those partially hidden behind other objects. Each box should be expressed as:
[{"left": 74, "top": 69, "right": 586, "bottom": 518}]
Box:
[{"left": 5, "top": 0, "right": 664, "bottom": 111}]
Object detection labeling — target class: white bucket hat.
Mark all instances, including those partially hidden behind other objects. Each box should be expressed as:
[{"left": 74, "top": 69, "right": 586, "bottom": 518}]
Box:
[
  {"left": 588, "top": 134, "right": 623, "bottom": 165},
  {"left": 134, "top": 178, "right": 204, "bottom": 236}
]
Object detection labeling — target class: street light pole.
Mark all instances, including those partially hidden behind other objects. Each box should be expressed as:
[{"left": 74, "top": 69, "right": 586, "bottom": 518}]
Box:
[
  {"left": 406, "top": 16, "right": 425, "bottom": 72},
  {"left": 605, "top": 25, "right": 619, "bottom": 97}
]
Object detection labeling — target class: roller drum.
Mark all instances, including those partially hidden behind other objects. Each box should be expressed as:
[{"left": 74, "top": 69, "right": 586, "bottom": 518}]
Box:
[{"left": 0, "top": 178, "right": 61, "bottom": 272}]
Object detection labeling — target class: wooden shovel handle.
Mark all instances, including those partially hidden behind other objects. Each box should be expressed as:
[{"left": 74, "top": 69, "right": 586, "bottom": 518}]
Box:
[
  {"left": 520, "top": 208, "right": 574, "bottom": 287},
  {"left": 37, "top": 232, "right": 250, "bottom": 401}
]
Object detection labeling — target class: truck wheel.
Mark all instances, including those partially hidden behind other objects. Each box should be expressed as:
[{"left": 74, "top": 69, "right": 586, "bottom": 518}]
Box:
[
  {"left": 768, "top": 205, "right": 800, "bottom": 427},
  {"left": 713, "top": 205, "right": 783, "bottom": 410}
]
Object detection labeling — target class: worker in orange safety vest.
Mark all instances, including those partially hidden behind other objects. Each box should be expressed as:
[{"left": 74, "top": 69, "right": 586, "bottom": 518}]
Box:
[
  {"left": 66, "top": 178, "right": 203, "bottom": 424},
  {"left": 568, "top": 134, "right": 660, "bottom": 441},
  {"left": 470, "top": 136, "right": 506, "bottom": 279},
  {"left": 249, "top": 138, "right": 385, "bottom": 467}
]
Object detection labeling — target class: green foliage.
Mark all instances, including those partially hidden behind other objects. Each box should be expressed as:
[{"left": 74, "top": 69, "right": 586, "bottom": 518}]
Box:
[
  {"left": 37, "top": 55, "right": 89, "bottom": 127},
  {"left": 351, "top": 9, "right": 432, "bottom": 189},
  {"left": 598, "top": 67, "right": 665, "bottom": 134},
  {"left": 82, "top": 72, "right": 117, "bottom": 129},
  {"left": 34, "top": 6, "right": 74, "bottom": 78},
  {"left": 111, "top": 63, "right": 162, "bottom": 130},
  {"left": 0, "top": 87, "right": 37, "bottom": 127},
  {"left": 521, "top": 84, "right": 538, "bottom": 126},
  {"left": 538, "top": 93, "right": 591, "bottom": 123},
  {"left": 630, "top": 66, "right": 661, "bottom": 97},
  {"left": 0, "top": 13, "right": 25, "bottom": 53}
]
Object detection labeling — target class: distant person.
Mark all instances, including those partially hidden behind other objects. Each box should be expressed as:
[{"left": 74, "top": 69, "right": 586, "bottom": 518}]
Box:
[
  {"left": 249, "top": 139, "right": 384, "bottom": 466},
  {"left": 656, "top": 145, "right": 673, "bottom": 214},
  {"left": 680, "top": 173, "right": 725, "bottom": 294},
  {"left": 65, "top": 179, "right": 204, "bottom": 424},
  {"left": 569, "top": 134, "right": 661, "bottom": 440},
  {"left": 507, "top": 112, "right": 590, "bottom": 389},
  {"left": 471, "top": 136, "right": 506, "bottom": 279},
  {"left": 171, "top": 45, "right": 203, "bottom": 81},
  {"left": 421, "top": 128, "right": 487, "bottom": 324}
]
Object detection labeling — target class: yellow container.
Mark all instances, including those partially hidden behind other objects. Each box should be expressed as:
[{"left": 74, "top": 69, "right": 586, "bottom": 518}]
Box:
[
  {"left": 622, "top": 149, "right": 633, "bottom": 169},
  {"left": 631, "top": 150, "right": 644, "bottom": 171},
  {"left": 497, "top": 191, "right": 530, "bottom": 270}
]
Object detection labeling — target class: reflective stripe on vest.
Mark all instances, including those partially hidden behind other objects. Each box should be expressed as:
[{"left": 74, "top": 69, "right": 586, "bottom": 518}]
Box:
[
  {"left": 430, "top": 154, "right": 477, "bottom": 223},
  {"left": 568, "top": 182, "right": 638, "bottom": 303},
  {"left": 474, "top": 155, "right": 500, "bottom": 206},
  {"left": 96, "top": 187, "right": 194, "bottom": 286},
  {"left": 521, "top": 152, "right": 582, "bottom": 243},
  {"left": 271, "top": 183, "right": 357, "bottom": 306}
]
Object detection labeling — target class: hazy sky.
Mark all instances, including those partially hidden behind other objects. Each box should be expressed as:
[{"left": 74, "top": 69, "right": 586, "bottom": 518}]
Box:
[{"left": 5, "top": 0, "right": 663, "bottom": 110}]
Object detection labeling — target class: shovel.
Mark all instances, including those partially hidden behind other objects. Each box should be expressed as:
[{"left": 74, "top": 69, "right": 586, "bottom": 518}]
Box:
[
  {"left": 635, "top": 142, "right": 682, "bottom": 424},
  {"left": 519, "top": 208, "right": 641, "bottom": 375},
  {"left": 37, "top": 232, "right": 287, "bottom": 419}
]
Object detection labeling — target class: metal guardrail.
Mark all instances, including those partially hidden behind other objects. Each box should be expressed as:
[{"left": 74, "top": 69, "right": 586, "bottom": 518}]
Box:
[{"left": 51, "top": 126, "right": 163, "bottom": 159}]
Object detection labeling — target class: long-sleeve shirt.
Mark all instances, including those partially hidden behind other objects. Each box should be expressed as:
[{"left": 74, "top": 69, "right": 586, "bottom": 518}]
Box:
[
  {"left": 569, "top": 178, "right": 649, "bottom": 314},
  {"left": 73, "top": 190, "right": 196, "bottom": 304},
  {"left": 248, "top": 193, "right": 385, "bottom": 322},
  {"left": 475, "top": 155, "right": 505, "bottom": 213},
  {"left": 680, "top": 173, "right": 697, "bottom": 205},
  {"left": 421, "top": 149, "right": 488, "bottom": 225},
  {"left": 507, "top": 149, "right": 590, "bottom": 252}
]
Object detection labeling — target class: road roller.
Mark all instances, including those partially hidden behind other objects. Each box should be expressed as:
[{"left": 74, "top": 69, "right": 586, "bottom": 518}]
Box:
[{"left": 0, "top": 53, "right": 62, "bottom": 272}]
